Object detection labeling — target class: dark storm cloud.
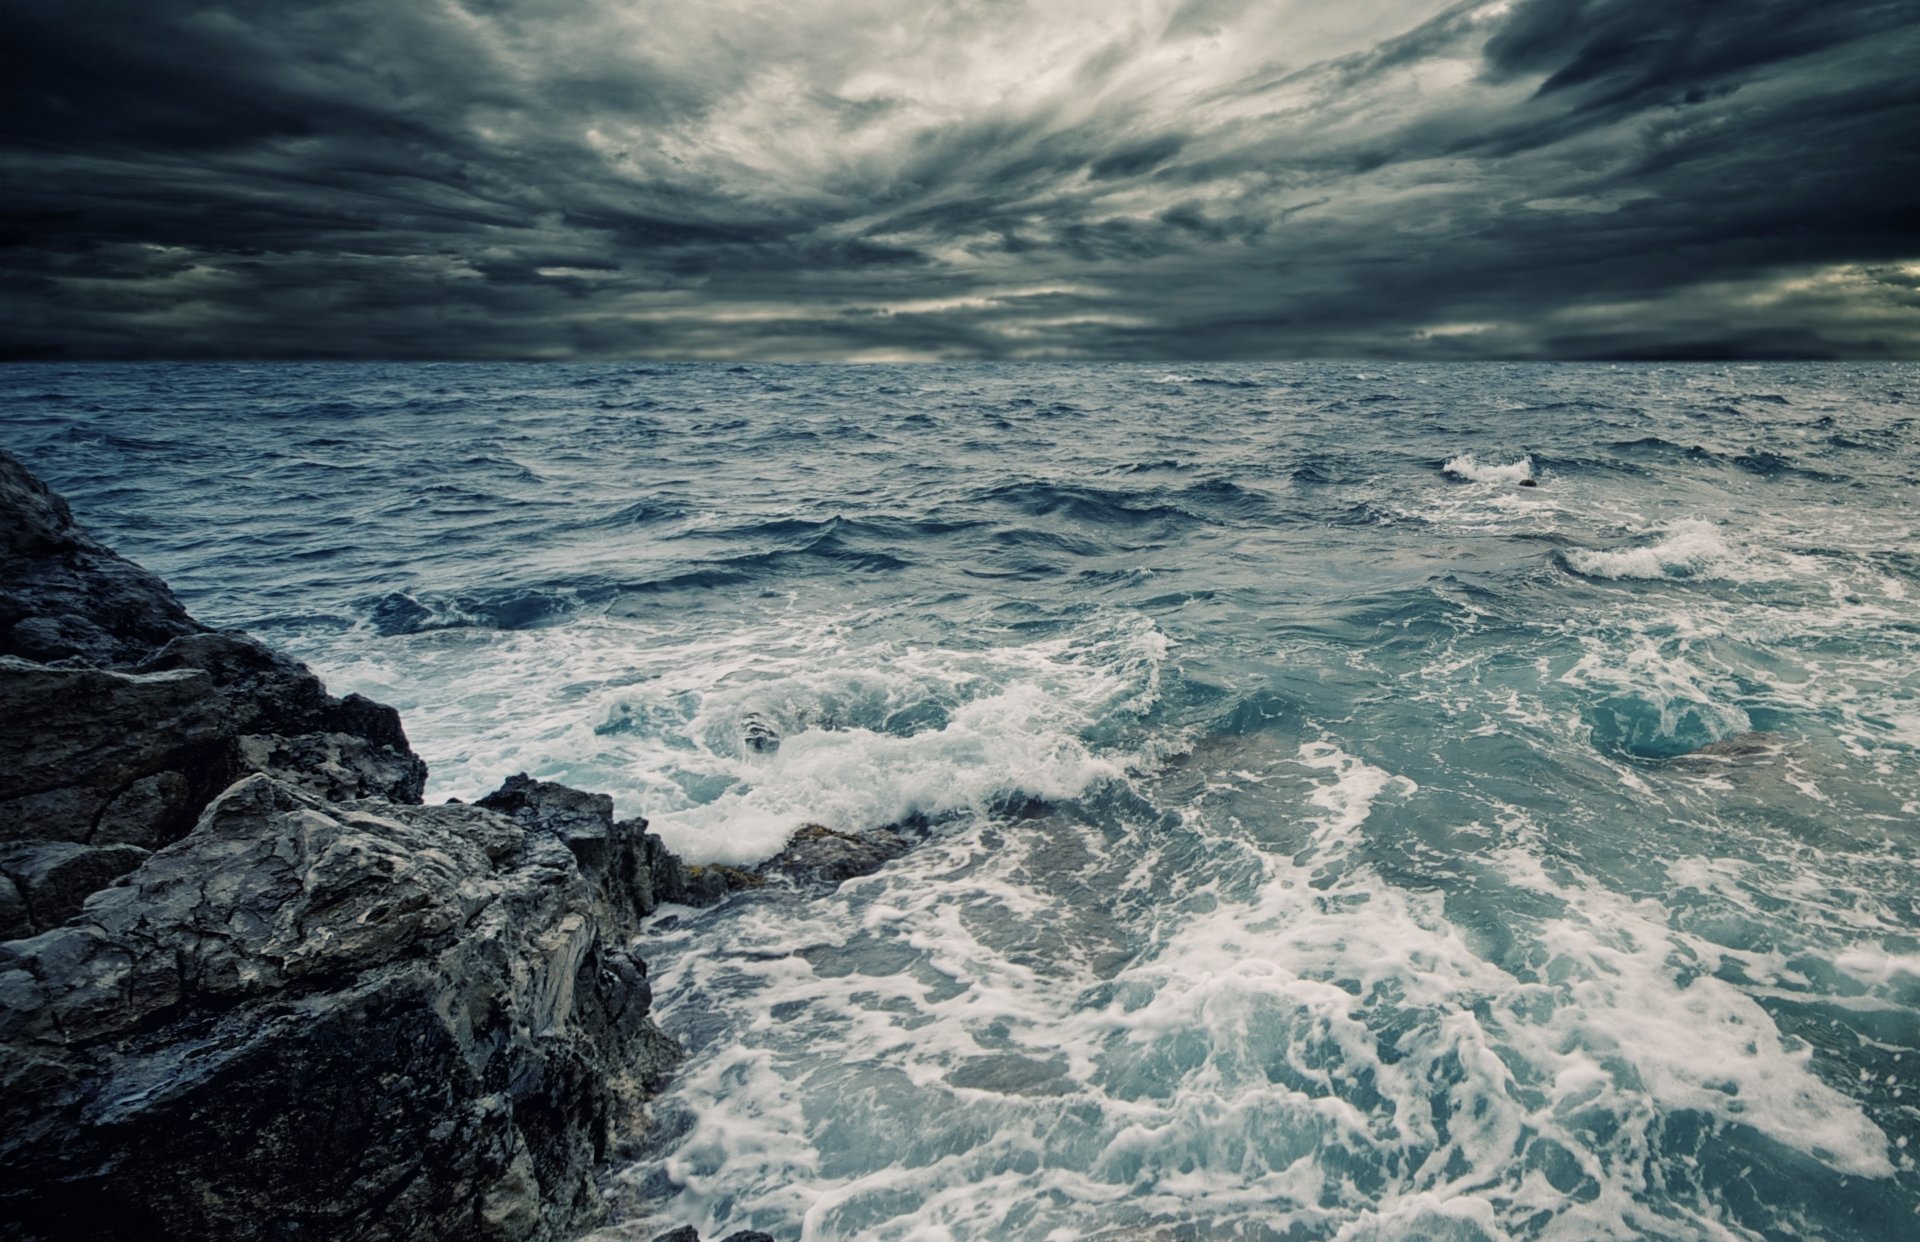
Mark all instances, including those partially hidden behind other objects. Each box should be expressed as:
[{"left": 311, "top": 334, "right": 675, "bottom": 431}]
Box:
[{"left": 2, "top": 0, "right": 1916, "bottom": 360}]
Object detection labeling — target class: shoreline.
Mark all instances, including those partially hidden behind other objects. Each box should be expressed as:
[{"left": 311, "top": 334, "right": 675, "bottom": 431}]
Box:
[{"left": 0, "top": 448, "right": 857, "bottom": 1240}]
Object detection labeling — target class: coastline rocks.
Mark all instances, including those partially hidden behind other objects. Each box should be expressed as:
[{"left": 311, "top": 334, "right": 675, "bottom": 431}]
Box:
[
  {"left": 0, "top": 775, "right": 679, "bottom": 1239},
  {"left": 1, "top": 446, "right": 425, "bottom": 890},
  {"left": 759, "top": 822, "right": 910, "bottom": 892},
  {"left": 0, "top": 450, "right": 687, "bottom": 1239}
]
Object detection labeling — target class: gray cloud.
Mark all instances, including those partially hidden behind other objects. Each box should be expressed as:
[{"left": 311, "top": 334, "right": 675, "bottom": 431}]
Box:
[{"left": 3, "top": 0, "right": 1916, "bottom": 360}]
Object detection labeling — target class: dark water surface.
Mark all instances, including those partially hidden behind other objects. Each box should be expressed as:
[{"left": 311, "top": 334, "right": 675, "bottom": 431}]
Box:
[{"left": 5, "top": 362, "right": 1917, "bottom": 1240}]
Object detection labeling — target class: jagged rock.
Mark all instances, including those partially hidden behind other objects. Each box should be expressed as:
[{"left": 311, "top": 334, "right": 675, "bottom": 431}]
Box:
[
  {"left": 478, "top": 774, "right": 728, "bottom": 925},
  {"left": 234, "top": 730, "right": 429, "bottom": 803},
  {"left": 0, "top": 774, "right": 681, "bottom": 1241},
  {"left": 0, "top": 872, "right": 30, "bottom": 940},
  {"left": 0, "top": 453, "right": 719, "bottom": 1240},
  {"left": 0, "top": 456, "right": 425, "bottom": 892},
  {"left": 655, "top": 823, "right": 913, "bottom": 907},
  {"left": 0, "top": 840, "right": 150, "bottom": 934},
  {"left": 0, "top": 450, "right": 199, "bottom": 666},
  {"left": 0, "top": 657, "right": 231, "bottom": 847}
]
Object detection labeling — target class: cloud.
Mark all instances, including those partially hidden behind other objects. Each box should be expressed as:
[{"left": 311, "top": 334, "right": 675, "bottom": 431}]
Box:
[{"left": 2, "top": 0, "right": 1915, "bottom": 359}]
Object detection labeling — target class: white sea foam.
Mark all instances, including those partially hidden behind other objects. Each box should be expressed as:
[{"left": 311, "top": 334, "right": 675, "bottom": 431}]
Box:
[
  {"left": 1562, "top": 518, "right": 1738, "bottom": 580},
  {"left": 624, "top": 741, "right": 1899, "bottom": 1240},
  {"left": 1443, "top": 453, "right": 1534, "bottom": 484},
  {"left": 309, "top": 606, "right": 1167, "bottom": 866}
]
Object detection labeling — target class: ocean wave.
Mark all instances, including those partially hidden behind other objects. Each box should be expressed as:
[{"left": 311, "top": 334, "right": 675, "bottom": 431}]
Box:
[
  {"left": 1561, "top": 519, "right": 1736, "bottom": 580},
  {"left": 363, "top": 587, "right": 576, "bottom": 635},
  {"left": 1443, "top": 453, "right": 1534, "bottom": 484}
]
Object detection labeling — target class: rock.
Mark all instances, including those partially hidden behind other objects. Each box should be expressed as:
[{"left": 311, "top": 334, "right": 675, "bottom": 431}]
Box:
[
  {"left": 0, "top": 450, "right": 199, "bottom": 666},
  {"left": 651, "top": 1229, "right": 703, "bottom": 1242},
  {"left": 0, "top": 840, "right": 150, "bottom": 934},
  {"left": 234, "top": 730, "right": 429, "bottom": 803},
  {"left": 1678, "top": 730, "right": 1786, "bottom": 762},
  {"left": 1, "top": 460, "right": 425, "bottom": 901},
  {"left": 478, "top": 774, "right": 734, "bottom": 923},
  {"left": 649, "top": 823, "right": 913, "bottom": 908},
  {"left": 0, "top": 774, "right": 681, "bottom": 1240},
  {"left": 739, "top": 711, "right": 781, "bottom": 755},
  {"left": 480, "top": 775, "right": 652, "bottom": 934},
  {"left": 0, "top": 872, "right": 29, "bottom": 940},
  {"left": 760, "top": 822, "right": 910, "bottom": 892},
  {"left": 0, "top": 657, "right": 231, "bottom": 848}
]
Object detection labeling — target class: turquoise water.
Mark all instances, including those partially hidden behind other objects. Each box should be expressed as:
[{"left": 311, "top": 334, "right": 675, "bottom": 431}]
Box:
[{"left": 4, "top": 362, "right": 1916, "bottom": 1239}]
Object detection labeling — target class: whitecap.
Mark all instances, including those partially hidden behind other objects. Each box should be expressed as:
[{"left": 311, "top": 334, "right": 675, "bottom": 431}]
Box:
[
  {"left": 1562, "top": 518, "right": 1738, "bottom": 580},
  {"left": 1442, "top": 453, "right": 1534, "bottom": 484}
]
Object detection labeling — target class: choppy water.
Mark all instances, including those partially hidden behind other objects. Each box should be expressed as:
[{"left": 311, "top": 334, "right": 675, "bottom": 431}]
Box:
[{"left": 5, "top": 362, "right": 1917, "bottom": 1240}]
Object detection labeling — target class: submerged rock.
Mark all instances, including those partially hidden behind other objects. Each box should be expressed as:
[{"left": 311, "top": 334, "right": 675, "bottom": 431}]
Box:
[
  {"left": 761, "top": 822, "right": 910, "bottom": 891},
  {"left": 1676, "top": 730, "right": 1787, "bottom": 762}
]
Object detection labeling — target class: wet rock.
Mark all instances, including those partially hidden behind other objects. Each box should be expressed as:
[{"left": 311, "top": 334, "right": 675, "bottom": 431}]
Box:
[
  {"left": 234, "top": 730, "right": 429, "bottom": 803},
  {"left": 739, "top": 711, "right": 781, "bottom": 755},
  {"left": 0, "top": 774, "right": 681, "bottom": 1241},
  {"left": 1679, "top": 730, "right": 1787, "bottom": 762},
  {"left": 760, "top": 822, "right": 910, "bottom": 891},
  {"left": 479, "top": 774, "right": 710, "bottom": 931},
  {"left": 0, "top": 871, "right": 31, "bottom": 940}
]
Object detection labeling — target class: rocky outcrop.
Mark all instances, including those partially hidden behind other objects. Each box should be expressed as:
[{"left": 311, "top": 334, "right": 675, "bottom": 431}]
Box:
[
  {"left": 0, "top": 449, "right": 425, "bottom": 903},
  {"left": 0, "top": 776, "right": 681, "bottom": 1240},
  {"left": 0, "top": 451, "right": 692, "bottom": 1240},
  {"left": 0, "top": 452, "right": 198, "bottom": 666}
]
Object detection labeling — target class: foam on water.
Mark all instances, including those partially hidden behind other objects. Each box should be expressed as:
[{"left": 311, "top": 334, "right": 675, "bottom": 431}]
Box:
[
  {"left": 623, "top": 740, "right": 1901, "bottom": 1239},
  {"left": 1561, "top": 519, "right": 1740, "bottom": 581},
  {"left": 311, "top": 605, "right": 1169, "bottom": 864}
]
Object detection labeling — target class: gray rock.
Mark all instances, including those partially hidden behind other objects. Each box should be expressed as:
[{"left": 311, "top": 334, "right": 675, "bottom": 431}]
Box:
[
  {"left": 0, "top": 657, "right": 231, "bottom": 847},
  {"left": 478, "top": 774, "right": 727, "bottom": 924},
  {"left": 0, "top": 774, "right": 681, "bottom": 1240},
  {"left": 234, "top": 730, "right": 429, "bottom": 803},
  {"left": 1677, "top": 730, "right": 1787, "bottom": 762},
  {"left": 0, "top": 840, "right": 150, "bottom": 934},
  {"left": 0, "top": 872, "right": 28, "bottom": 940}
]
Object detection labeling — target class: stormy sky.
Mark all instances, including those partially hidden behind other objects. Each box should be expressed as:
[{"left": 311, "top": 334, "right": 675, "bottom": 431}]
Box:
[{"left": 4, "top": 0, "right": 1918, "bottom": 361}]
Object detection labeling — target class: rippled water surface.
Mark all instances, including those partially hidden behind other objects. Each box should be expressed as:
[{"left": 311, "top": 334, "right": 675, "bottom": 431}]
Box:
[{"left": 5, "top": 362, "right": 1917, "bottom": 1240}]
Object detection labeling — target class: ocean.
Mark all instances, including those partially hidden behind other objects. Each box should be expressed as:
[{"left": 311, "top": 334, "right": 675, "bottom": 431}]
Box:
[{"left": 4, "top": 361, "right": 1916, "bottom": 1240}]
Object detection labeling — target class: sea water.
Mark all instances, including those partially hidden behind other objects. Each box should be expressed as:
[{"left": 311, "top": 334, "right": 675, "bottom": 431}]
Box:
[{"left": 4, "top": 362, "right": 1916, "bottom": 1240}]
